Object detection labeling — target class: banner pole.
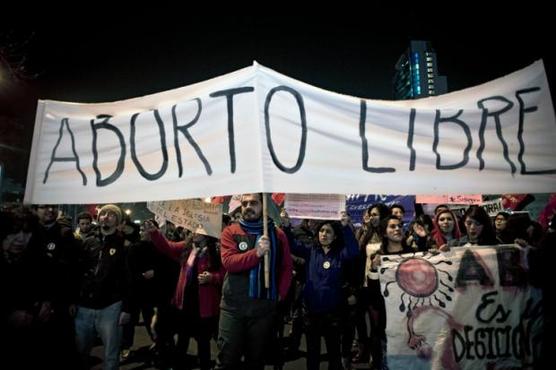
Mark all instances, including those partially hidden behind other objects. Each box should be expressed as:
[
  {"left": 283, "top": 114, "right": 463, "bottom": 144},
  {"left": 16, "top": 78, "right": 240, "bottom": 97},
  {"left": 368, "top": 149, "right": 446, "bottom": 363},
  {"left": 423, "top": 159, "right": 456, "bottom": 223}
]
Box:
[{"left": 263, "top": 193, "right": 270, "bottom": 288}]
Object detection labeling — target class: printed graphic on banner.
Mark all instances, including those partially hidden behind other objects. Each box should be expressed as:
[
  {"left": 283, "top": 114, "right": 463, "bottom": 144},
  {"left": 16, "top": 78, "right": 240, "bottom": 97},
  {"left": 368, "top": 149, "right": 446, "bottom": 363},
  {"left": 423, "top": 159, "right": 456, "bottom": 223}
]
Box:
[{"left": 380, "top": 245, "right": 542, "bottom": 369}]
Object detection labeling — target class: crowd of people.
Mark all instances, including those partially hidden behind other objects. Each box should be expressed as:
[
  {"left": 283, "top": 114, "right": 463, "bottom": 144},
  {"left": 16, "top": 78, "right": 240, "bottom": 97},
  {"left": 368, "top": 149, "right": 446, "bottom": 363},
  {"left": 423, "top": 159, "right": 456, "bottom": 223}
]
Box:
[{"left": 1, "top": 194, "right": 553, "bottom": 370}]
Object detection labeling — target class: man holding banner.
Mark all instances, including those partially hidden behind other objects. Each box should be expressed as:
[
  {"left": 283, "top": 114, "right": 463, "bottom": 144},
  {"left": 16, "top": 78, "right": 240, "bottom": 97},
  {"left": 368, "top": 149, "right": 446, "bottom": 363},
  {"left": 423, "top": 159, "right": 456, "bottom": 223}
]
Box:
[{"left": 216, "top": 193, "right": 292, "bottom": 370}]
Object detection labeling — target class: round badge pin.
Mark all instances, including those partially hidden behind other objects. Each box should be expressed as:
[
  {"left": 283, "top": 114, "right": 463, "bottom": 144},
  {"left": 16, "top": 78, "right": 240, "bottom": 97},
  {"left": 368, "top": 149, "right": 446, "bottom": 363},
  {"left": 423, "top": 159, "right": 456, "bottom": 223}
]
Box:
[
  {"left": 238, "top": 242, "right": 249, "bottom": 251},
  {"left": 323, "top": 261, "right": 331, "bottom": 269},
  {"left": 46, "top": 242, "right": 56, "bottom": 251}
]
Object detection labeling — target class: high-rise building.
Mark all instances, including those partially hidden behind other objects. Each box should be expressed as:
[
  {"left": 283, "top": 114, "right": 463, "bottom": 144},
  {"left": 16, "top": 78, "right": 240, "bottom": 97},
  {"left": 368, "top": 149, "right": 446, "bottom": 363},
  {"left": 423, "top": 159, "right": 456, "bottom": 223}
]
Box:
[{"left": 393, "top": 40, "right": 447, "bottom": 99}]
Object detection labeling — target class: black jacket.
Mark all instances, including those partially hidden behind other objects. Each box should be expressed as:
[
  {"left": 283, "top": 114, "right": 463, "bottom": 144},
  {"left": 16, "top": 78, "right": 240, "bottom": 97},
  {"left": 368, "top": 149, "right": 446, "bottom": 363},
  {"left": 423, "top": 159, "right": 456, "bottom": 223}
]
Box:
[{"left": 78, "top": 231, "right": 131, "bottom": 310}]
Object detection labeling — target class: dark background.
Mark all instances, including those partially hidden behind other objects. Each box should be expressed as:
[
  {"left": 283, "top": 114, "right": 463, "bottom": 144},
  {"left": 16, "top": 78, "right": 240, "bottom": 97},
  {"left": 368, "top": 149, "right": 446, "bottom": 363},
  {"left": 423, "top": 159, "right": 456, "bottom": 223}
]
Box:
[{"left": 1, "top": 9, "right": 554, "bottom": 199}]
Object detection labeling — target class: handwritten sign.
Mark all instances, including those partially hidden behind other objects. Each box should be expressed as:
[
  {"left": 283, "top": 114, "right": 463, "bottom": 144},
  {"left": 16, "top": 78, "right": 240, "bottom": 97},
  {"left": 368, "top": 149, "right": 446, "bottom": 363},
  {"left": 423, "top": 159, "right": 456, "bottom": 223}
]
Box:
[
  {"left": 381, "top": 245, "right": 541, "bottom": 369},
  {"left": 416, "top": 194, "right": 483, "bottom": 205},
  {"left": 481, "top": 198, "right": 504, "bottom": 216},
  {"left": 25, "top": 61, "right": 556, "bottom": 204},
  {"left": 147, "top": 199, "right": 223, "bottom": 238}
]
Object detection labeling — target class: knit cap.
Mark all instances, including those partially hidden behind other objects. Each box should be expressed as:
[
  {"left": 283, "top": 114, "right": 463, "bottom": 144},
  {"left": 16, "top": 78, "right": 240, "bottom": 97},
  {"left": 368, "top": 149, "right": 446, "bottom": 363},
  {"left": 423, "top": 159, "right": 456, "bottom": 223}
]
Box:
[{"left": 98, "top": 204, "right": 123, "bottom": 224}]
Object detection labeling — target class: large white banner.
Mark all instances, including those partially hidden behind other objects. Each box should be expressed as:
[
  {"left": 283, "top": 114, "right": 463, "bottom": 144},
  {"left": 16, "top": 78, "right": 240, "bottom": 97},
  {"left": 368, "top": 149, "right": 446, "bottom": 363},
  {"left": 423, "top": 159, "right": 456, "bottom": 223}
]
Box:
[
  {"left": 381, "top": 245, "right": 542, "bottom": 369},
  {"left": 25, "top": 61, "right": 556, "bottom": 204}
]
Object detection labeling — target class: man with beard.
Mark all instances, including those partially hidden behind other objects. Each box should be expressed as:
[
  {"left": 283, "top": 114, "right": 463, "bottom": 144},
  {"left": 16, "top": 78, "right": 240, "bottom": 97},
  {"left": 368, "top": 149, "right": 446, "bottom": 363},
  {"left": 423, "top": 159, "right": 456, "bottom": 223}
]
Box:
[
  {"left": 74, "top": 204, "right": 131, "bottom": 370},
  {"left": 215, "top": 193, "right": 292, "bottom": 370}
]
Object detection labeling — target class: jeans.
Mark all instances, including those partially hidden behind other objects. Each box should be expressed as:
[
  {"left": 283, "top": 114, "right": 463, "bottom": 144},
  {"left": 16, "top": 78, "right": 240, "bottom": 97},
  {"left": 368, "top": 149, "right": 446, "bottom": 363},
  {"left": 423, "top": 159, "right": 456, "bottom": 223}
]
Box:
[{"left": 75, "top": 301, "right": 122, "bottom": 370}]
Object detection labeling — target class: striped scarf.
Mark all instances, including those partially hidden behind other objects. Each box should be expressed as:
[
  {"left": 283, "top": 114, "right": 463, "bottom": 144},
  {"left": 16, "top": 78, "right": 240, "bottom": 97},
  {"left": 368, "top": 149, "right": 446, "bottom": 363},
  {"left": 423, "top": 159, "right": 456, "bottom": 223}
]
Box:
[{"left": 239, "top": 218, "right": 279, "bottom": 300}]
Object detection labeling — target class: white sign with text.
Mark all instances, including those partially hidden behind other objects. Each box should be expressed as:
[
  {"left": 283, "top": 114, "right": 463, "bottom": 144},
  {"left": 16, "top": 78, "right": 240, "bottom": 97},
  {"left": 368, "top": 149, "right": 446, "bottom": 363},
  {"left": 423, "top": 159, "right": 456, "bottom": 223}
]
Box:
[
  {"left": 25, "top": 61, "right": 556, "bottom": 204},
  {"left": 285, "top": 193, "right": 346, "bottom": 220},
  {"left": 147, "top": 199, "right": 223, "bottom": 238}
]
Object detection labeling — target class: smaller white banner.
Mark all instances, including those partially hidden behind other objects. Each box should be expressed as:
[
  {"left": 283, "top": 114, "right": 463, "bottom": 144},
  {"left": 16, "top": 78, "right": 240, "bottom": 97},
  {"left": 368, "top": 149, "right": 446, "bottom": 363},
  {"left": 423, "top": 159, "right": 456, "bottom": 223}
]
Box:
[{"left": 285, "top": 193, "right": 345, "bottom": 220}]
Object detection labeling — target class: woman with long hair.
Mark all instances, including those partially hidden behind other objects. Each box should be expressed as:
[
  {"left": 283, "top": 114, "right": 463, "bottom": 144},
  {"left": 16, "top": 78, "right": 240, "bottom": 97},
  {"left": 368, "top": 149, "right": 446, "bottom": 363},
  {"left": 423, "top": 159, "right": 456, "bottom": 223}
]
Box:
[
  {"left": 365, "top": 216, "right": 413, "bottom": 370},
  {"left": 450, "top": 205, "right": 497, "bottom": 247},
  {"left": 287, "top": 220, "right": 358, "bottom": 370},
  {"left": 356, "top": 204, "right": 390, "bottom": 248},
  {"left": 430, "top": 209, "right": 462, "bottom": 251},
  {"left": 352, "top": 203, "right": 390, "bottom": 364},
  {"left": 405, "top": 214, "right": 435, "bottom": 252},
  {"left": 144, "top": 221, "right": 224, "bottom": 370}
]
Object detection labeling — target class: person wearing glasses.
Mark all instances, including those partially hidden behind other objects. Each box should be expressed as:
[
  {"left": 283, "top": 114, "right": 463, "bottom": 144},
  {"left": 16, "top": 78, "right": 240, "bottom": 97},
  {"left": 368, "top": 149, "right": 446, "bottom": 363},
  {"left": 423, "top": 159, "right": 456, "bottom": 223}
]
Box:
[{"left": 216, "top": 193, "right": 292, "bottom": 370}]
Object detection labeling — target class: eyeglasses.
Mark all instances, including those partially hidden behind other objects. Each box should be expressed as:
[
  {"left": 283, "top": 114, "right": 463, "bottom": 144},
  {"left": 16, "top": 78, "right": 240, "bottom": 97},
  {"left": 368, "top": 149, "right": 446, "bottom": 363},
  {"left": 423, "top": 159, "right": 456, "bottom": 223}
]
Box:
[
  {"left": 37, "top": 205, "right": 58, "bottom": 209},
  {"left": 241, "top": 200, "right": 259, "bottom": 207}
]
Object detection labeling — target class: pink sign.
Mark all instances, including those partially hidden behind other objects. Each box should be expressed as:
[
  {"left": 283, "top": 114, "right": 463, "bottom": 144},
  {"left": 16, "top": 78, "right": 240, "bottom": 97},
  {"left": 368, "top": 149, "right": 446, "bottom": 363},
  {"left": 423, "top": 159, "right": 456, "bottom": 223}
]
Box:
[{"left": 416, "top": 194, "right": 483, "bottom": 205}]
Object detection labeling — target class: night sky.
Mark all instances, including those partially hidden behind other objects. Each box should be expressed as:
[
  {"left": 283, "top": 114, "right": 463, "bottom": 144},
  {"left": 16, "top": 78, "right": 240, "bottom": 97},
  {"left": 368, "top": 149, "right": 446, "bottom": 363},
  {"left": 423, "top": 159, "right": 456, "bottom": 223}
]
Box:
[
  {"left": 1, "top": 10, "right": 554, "bottom": 188},
  {"left": 16, "top": 11, "right": 556, "bottom": 101}
]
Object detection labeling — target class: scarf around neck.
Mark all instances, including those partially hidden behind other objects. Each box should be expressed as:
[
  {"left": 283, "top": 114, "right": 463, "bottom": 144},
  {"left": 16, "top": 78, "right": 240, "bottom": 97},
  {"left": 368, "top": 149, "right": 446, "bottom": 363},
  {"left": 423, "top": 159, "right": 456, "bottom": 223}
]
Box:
[{"left": 239, "top": 218, "right": 279, "bottom": 300}]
